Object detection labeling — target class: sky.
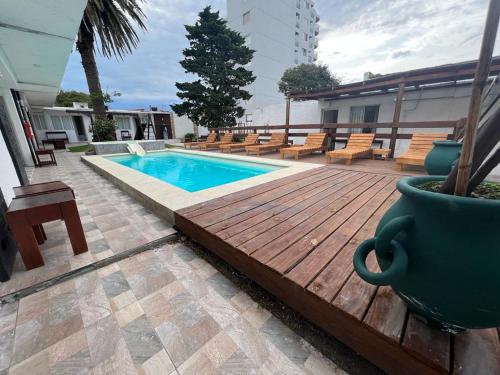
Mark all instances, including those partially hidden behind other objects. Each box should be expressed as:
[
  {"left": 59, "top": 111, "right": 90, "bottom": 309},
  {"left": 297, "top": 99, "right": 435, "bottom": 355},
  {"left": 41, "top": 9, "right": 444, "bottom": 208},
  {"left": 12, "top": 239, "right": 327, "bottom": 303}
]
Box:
[{"left": 60, "top": 0, "right": 499, "bottom": 110}]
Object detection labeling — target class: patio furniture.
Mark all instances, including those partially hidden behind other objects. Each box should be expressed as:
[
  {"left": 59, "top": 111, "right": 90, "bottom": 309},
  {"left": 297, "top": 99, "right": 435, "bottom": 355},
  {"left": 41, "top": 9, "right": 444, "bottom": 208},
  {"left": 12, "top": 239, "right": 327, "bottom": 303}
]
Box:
[
  {"left": 42, "top": 131, "right": 69, "bottom": 149},
  {"left": 185, "top": 133, "right": 217, "bottom": 149},
  {"left": 199, "top": 132, "right": 233, "bottom": 150},
  {"left": 395, "top": 133, "right": 449, "bottom": 170},
  {"left": 13, "top": 181, "right": 73, "bottom": 245},
  {"left": 121, "top": 130, "right": 132, "bottom": 140},
  {"left": 35, "top": 149, "right": 57, "bottom": 166},
  {"left": 6, "top": 190, "right": 87, "bottom": 269},
  {"left": 325, "top": 133, "right": 375, "bottom": 165},
  {"left": 280, "top": 133, "right": 327, "bottom": 160},
  {"left": 372, "top": 148, "right": 392, "bottom": 160},
  {"left": 245, "top": 133, "right": 287, "bottom": 156},
  {"left": 219, "top": 133, "right": 260, "bottom": 153}
]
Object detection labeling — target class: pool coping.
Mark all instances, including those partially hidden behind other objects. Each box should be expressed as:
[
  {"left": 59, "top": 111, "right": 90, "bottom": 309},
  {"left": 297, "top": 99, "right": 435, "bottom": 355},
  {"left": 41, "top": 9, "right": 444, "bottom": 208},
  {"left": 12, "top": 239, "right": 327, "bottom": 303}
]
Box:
[{"left": 81, "top": 149, "right": 323, "bottom": 223}]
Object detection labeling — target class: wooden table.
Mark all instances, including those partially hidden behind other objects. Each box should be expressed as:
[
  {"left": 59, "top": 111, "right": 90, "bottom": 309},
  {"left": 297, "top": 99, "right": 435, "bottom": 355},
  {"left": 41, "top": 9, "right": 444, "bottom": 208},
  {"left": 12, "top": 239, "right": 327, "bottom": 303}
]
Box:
[
  {"left": 35, "top": 149, "right": 57, "bottom": 166},
  {"left": 372, "top": 148, "right": 392, "bottom": 160},
  {"left": 13, "top": 181, "right": 74, "bottom": 245},
  {"left": 6, "top": 190, "right": 87, "bottom": 269}
]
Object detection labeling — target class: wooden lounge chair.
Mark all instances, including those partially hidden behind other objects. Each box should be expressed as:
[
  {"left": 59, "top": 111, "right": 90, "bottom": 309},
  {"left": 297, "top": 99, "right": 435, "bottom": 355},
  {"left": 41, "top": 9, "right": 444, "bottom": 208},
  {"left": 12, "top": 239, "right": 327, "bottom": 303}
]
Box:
[
  {"left": 219, "top": 134, "right": 260, "bottom": 153},
  {"left": 199, "top": 132, "right": 233, "bottom": 150},
  {"left": 395, "top": 133, "right": 449, "bottom": 170},
  {"left": 325, "top": 133, "right": 375, "bottom": 165},
  {"left": 245, "top": 133, "right": 287, "bottom": 156},
  {"left": 280, "top": 133, "right": 327, "bottom": 160},
  {"left": 185, "top": 133, "right": 216, "bottom": 149}
]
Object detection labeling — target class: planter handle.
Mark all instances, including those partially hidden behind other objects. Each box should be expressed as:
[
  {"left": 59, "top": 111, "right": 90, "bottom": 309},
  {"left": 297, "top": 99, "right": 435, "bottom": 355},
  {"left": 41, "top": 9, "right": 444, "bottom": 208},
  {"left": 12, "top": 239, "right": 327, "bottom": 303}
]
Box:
[{"left": 353, "top": 216, "right": 413, "bottom": 286}]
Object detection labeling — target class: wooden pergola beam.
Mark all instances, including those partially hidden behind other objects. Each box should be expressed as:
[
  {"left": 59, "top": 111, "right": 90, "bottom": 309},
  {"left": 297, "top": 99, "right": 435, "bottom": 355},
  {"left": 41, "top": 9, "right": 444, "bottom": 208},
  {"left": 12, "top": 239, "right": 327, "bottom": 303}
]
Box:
[{"left": 389, "top": 81, "right": 405, "bottom": 157}]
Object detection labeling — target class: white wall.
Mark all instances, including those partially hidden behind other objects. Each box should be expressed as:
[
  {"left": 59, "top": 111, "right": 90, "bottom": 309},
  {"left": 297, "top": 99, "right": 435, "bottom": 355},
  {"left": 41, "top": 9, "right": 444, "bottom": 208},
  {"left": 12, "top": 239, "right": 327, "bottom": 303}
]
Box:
[
  {"left": 115, "top": 116, "right": 137, "bottom": 141},
  {"left": 0, "top": 129, "right": 20, "bottom": 204}
]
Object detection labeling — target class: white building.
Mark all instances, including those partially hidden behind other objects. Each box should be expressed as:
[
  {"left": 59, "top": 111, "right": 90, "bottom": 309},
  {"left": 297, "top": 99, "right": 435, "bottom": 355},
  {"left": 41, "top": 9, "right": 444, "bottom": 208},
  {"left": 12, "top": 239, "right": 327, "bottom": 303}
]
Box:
[{"left": 227, "top": 0, "right": 320, "bottom": 115}]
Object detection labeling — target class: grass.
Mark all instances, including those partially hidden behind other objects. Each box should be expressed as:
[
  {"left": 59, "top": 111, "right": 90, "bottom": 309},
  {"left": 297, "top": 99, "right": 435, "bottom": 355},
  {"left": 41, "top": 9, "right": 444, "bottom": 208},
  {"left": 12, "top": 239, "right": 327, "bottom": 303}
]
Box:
[
  {"left": 419, "top": 181, "right": 500, "bottom": 200},
  {"left": 68, "top": 144, "right": 91, "bottom": 153}
]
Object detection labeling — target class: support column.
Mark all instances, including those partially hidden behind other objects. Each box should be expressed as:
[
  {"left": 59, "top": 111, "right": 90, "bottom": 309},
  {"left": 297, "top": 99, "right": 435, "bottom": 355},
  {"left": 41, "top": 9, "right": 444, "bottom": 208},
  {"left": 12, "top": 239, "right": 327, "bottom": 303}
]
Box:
[
  {"left": 389, "top": 82, "right": 405, "bottom": 158},
  {"left": 285, "top": 95, "right": 290, "bottom": 145}
]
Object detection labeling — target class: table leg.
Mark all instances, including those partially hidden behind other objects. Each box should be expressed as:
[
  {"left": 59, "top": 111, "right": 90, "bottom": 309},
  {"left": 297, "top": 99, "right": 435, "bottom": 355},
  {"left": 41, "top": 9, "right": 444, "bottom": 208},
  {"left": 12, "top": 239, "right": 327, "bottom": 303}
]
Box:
[
  {"left": 60, "top": 200, "right": 88, "bottom": 254},
  {"left": 32, "top": 225, "right": 45, "bottom": 244},
  {"left": 6, "top": 212, "right": 44, "bottom": 269}
]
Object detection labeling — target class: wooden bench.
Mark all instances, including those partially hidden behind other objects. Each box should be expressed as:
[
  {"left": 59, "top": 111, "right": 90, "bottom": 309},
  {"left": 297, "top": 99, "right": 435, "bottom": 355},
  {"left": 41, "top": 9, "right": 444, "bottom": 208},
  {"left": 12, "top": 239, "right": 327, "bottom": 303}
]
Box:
[
  {"left": 395, "top": 133, "right": 449, "bottom": 170},
  {"left": 246, "top": 133, "right": 287, "bottom": 156},
  {"left": 326, "top": 133, "right": 375, "bottom": 165},
  {"left": 42, "top": 131, "right": 69, "bottom": 149},
  {"left": 220, "top": 134, "right": 260, "bottom": 153}
]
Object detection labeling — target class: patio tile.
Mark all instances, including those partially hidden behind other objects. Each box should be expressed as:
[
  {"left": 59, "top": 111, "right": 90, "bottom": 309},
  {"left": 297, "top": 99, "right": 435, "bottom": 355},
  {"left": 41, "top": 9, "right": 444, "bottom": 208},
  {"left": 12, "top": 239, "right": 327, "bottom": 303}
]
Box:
[
  {"left": 79, "top": 284, "right": 112, "bottom": 327},
  {"left": 110, "top": 290, "right": 137, "bottom": 312},
  {"left": 206, "top": 273, "right": 240, "bottom": 299},
  {"left": 138, "top": 349, "right": 175, "bottom": 375},
  {"left": 85, "top": 315, "right": 122, "bottom": 366},
  {"left": 101, "top": 271, "right": 131, "bottom": 299},
  {"left": 120, "top": 315, "right": 163, "bottom": 365},
  {"left": 218, "top": 349, "right": 259, "bottom": 374},
  {"left": 116, "top": 301, "right": 144, "bottom": 327}
]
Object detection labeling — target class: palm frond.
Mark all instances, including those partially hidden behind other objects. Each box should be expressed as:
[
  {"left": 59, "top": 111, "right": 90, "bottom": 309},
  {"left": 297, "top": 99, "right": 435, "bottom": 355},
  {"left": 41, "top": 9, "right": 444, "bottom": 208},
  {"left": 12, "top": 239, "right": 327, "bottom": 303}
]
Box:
[{"left": 82, "top": 0, "right": 147, "bottom": 59}]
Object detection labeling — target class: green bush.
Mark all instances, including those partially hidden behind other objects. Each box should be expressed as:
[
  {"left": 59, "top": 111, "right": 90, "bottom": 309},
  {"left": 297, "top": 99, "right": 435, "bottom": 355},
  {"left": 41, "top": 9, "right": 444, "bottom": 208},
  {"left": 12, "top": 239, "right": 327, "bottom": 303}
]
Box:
[
  {"left": 91, "top": 118, "right": 117, "bottom": 141},
  {"left": 184, "top": 133, "right": 197, "bottom": 141}
]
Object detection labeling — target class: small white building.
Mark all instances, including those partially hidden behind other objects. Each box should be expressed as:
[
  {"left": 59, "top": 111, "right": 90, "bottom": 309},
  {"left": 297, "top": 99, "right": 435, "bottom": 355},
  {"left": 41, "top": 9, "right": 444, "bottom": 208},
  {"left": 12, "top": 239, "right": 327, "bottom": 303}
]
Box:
[{"left": 227, "top": 0, "right": 320, "bottom": 113}]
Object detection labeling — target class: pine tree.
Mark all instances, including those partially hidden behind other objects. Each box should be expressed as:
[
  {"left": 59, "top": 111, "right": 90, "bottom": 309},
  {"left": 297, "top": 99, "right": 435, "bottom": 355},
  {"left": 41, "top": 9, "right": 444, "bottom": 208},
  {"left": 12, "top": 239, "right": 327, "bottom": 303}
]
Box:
[{"left": 172, "top": 7, "right": 255, "bottom": 128}]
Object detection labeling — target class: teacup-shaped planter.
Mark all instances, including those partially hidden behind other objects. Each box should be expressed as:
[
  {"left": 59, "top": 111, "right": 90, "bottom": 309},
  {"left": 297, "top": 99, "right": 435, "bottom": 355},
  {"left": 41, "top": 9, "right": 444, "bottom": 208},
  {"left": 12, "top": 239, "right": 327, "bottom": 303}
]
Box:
[
  {"left": 424, "top": 140, "right": 462, "bottom": 175},
  {"left": 353, "top": 175, "right": 500, "bottom": 331}
]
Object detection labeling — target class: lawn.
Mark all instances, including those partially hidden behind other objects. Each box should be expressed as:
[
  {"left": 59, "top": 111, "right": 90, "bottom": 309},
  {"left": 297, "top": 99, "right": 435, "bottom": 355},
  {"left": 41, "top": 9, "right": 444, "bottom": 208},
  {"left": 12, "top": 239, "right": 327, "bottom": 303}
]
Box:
[{"left": 68, "top": 144, "right": 91, "bottom": 153}]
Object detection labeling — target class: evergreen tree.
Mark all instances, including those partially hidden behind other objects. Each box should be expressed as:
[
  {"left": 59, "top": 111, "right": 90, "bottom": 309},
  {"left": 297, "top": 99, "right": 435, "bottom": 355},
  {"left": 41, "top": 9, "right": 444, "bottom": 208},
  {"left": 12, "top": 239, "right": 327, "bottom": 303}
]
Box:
[
  {"left": 172, "top": 7, "right": 255, "bottom": 128},
  {"left": 278, "top": 64, "right": 340, "bottom": 94}
]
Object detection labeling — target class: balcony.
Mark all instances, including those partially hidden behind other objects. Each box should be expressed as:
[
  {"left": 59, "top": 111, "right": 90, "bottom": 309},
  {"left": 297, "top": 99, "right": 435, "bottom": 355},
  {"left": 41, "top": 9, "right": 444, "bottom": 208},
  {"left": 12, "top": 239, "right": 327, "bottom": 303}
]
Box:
[
  {"left": 315, "top": 23, "right": 319, "bottom": 35},
  {"left": 314, "top": 39, "right": 318, "bottom": 48},
  {"left": 313, "top": 51, "right": 318, "bottom": 60}
]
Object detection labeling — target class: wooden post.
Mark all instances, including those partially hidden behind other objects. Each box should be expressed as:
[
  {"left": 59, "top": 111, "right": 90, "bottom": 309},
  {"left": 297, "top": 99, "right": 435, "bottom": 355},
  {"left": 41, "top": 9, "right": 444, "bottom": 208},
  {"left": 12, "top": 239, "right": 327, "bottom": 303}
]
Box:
[
  {"left": 389, "top": 81, "right": 405, "bottom": 157},
  {"left": 285, "top": 95, "right": 290, "bottom": 145},
  {"left": 454, "top": 0, "right": 500, "bottom": 196}
]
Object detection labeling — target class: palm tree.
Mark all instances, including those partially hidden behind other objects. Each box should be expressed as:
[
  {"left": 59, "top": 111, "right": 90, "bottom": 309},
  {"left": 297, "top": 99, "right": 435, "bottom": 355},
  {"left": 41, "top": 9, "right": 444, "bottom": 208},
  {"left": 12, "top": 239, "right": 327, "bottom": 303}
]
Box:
[{"left": 76, "top": 0, "right": 147, "bottom": 119}]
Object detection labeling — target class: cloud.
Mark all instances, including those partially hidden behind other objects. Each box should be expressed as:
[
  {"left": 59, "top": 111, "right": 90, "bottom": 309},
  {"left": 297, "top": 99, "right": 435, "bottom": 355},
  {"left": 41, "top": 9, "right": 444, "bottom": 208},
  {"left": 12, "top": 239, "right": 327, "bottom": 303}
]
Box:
[{"left": 61, "top": 0, "right": 499, "bottom": 109}]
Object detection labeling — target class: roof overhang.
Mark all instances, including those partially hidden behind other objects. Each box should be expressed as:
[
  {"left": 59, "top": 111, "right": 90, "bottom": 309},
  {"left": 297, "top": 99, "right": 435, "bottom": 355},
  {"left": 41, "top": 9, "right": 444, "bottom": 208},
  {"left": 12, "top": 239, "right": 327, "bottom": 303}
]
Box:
[
  {"left": 0, "top": 0, "right": 87, "bottom": 106},
  {"left": 290, "top": 56, "right": 500, "bottom": 101}
]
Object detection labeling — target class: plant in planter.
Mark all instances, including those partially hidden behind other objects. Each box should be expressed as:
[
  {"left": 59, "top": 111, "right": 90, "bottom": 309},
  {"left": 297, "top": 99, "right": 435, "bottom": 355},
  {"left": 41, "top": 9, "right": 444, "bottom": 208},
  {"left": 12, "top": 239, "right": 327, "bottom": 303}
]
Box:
[
  {"left": 184, "top": 133, "right": 197, "bottom": 143},
  {"left": 353, "top": 0, "right": 500, "bottom": 332}
]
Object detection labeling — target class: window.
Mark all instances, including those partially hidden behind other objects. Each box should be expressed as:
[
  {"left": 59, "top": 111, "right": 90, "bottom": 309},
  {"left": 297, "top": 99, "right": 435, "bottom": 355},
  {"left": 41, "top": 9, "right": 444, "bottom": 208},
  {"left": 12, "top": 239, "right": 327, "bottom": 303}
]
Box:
[
  {"left": 302, "top": 48, "right": 307, "bottom": 56},
  {"left": 308, "top": 56, "right": 312, "bottom": 63},
  {"left": 116, "top": 117, "right": 131, "bottom": 130},
  {"left": 303, "top": 32, "right": 308, "bottom": 41},
  {"left": 349, "top": 105, "right": 380, "bottom": 133},
  {"left": 305, "top": 1, "right": 310, "bottom": 9},
  {"left": 50, "top": 115, "right": 74, "bottom": 131},
  {"left": 243, "top": 11, "right": 251, "bottom": 25},
  {"left": 31, "top": 114, "right": 47, "bottom": 130}
]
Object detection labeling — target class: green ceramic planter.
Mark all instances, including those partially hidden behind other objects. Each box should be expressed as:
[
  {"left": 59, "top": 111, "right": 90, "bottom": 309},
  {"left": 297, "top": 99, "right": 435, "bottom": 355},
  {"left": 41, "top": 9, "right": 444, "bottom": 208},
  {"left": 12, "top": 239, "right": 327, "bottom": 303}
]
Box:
[
  {"left": 424, "top": 140, "right": 462, "bottom": 175},
  {"left": 353, "top": 176, "right": 500, "bottom": 331}
]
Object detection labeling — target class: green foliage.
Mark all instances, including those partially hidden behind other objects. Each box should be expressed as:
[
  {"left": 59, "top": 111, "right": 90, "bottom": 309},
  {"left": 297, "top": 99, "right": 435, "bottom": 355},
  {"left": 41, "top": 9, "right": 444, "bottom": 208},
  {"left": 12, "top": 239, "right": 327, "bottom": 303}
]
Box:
[
  {"left": 91, "top": 118, "right": 117, "bottom": 142},
  {"left": 171, "top": 7, "right": 255, "bottom": 128},
  {"left": 184, "top": 133, "right": 197, "bottom": 141},
  {"left": 68, "top": 144, "right": 92, "bottom": 153},
  {"left": 56, "top": 91, "right": 91, "bottom": 107},
  {"left": 278, "top": 64, "right": 340, "bottom": 94},
  {"left": 89, "top": 91, "right": 122, "bottom": 104}
]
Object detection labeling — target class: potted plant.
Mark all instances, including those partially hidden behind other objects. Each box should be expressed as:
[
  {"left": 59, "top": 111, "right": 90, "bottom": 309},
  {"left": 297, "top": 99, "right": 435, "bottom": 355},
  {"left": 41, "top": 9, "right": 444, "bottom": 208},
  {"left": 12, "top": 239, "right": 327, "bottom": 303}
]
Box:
[
  {"left": 353, "top": 0, "right": 500, "bottom": 331},
  {"left": 424, "top": 140, "right": 462, "bottom": 175},
  {"left": 184, "top": 133, "right": 197, "bottom": 143}
]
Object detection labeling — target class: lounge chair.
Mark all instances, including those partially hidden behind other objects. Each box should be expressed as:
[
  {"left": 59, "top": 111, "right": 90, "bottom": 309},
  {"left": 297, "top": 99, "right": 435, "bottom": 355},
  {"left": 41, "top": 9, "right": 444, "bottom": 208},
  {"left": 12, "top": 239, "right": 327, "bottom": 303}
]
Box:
[
  {"left": 219, "top": 134, "right": 260, "bottom": 153},
  {"left": 245, "top": 133, "right": 287, "bottom": 156},
  {"left": 199, "top": 132, "right": 233, "bottom": 150},
  {"left": 280, "top": 133, "right": 327, "bottom": 160},
  {"left": 395, "top": 133, "right": 449, "bottom": 170},
  {"left": 325, "top": 133, "right": 375, "bottom": 165},
  {"left": 185, "top": 133, "right": 217, "bottom": 149}
]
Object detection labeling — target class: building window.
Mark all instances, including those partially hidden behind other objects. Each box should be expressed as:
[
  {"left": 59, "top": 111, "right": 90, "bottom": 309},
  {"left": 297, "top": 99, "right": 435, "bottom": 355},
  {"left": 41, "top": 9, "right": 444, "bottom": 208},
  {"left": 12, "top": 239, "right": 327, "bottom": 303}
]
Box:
[
  {"left": 303, "top": 32, "right": 308, "bottom": 41},
  {"left": 349, "top": 105, "right": 380, "bottom": 133},
  {"left": 296, "top": 0, "right": 301, "bottom": 8},
  {"left": 50, "top": 115, "right": 74, "bottom": 131},
  {"left": 31, "top": 114, "right": 47, "bottom": 130},
  {"left": 302, "top": 48, "right": 307, "bottom": 56},
  {"left": 116, "top": 117, "right": 131, "bottom": 130},
  {"left": 243, "top": 11, "right": 251, "bottom": 25},
  {"left": 305, "top": 1, "right": 310, "bottom": 9},
  {"left": 308, "top": 56, "right": 312, "bottom": 63}
]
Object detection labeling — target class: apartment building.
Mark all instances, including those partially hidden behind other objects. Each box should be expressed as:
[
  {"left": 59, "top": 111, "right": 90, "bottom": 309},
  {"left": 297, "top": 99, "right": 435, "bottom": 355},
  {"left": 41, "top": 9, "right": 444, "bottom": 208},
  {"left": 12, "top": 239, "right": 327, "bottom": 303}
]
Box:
[{"left": 227, "top": 0, "right": 320, "bottom": 115}]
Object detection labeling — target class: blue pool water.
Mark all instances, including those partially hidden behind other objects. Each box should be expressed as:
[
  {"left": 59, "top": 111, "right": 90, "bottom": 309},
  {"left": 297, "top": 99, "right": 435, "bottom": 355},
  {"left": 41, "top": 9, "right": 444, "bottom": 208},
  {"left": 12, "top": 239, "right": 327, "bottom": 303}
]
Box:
[{"left": 107, "top": 151, "right": 282, "bottom": 192}]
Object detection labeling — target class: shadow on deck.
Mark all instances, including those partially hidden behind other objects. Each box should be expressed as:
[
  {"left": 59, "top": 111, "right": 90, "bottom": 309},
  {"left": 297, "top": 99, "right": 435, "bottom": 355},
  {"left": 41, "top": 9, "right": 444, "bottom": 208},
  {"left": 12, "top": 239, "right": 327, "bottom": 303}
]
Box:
[{"left": 174, "top": 166, "right": 500, "bottom": 375}]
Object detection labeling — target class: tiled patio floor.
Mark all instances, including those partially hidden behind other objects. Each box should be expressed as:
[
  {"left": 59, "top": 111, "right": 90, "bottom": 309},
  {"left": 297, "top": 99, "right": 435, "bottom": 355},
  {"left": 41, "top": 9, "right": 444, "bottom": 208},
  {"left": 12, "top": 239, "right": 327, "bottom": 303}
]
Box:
[
  {"left": 0, "top": 151, "right": 175, "bottom": 297},
  {"left": 1, "top": 241, "right": 345, "bottom": 374}
]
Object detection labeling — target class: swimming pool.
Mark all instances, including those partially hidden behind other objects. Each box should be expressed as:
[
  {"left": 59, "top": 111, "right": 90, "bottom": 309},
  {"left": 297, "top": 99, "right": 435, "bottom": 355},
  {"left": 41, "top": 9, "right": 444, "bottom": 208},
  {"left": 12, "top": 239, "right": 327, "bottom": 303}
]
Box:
[{"left": 107, "top": 151, "right": 283, "bottom": 192}]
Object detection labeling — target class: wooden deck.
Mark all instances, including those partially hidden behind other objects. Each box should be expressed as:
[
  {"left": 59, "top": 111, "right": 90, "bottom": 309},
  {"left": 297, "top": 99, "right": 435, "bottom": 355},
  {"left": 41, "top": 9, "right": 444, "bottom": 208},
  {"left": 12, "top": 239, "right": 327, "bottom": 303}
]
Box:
[{"left": 174, "top": 166, "right": 500, "bottom": 375}]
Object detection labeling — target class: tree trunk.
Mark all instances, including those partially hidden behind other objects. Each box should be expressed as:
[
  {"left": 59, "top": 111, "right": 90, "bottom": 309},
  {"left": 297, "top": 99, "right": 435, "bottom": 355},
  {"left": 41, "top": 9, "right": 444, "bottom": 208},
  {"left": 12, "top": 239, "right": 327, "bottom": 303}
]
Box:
[{"left": 76, "top": 19, "right": 107, "bottom": 119}]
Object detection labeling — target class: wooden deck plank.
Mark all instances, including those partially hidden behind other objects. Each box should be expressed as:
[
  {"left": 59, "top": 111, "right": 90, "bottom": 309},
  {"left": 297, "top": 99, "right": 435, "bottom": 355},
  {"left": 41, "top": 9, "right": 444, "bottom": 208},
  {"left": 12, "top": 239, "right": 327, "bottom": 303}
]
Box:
[
  {"left": 402, "top": 313, "right": 450, "bottom": 374},
  {"left": 178, "top": 166, "right": 326, "bottom": 217},
  {"left": 194, "top": 169, "right": 345, "bottom": 228},
  {"left": 250, "top": 173, "right": 384, "bottom": 263},
  {"left": 454, "top": 329, "right": 500, "bottom": 374},
  {"left": 284, "top": 176, "right": 397, "bottom": 287},
  {"left": 307, "top": 190, "right": 400, "bottom": 303},
  {"left": 229, "top": 173, "right": 377, "bottom": 251},
  {"left": 210, "top": 171, "right": 358, "bottom": 238},
  {"left": 363, "top": 286, "right": 407, "bottom": 343}
]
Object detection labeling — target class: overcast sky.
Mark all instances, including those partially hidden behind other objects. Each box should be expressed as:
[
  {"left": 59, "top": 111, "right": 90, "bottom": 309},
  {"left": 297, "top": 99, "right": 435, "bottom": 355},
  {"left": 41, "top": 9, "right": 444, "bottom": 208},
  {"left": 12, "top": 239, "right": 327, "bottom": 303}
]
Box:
[{"left": 60, "top": 0, "right": 498, "bottom": 110}]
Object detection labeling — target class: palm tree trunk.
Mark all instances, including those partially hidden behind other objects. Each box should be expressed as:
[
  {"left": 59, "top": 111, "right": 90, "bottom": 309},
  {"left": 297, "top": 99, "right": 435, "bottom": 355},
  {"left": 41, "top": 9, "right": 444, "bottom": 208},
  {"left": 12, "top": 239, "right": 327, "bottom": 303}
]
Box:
[{"left": 76, "top": 19, "right": 107, "bottom": 119}]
